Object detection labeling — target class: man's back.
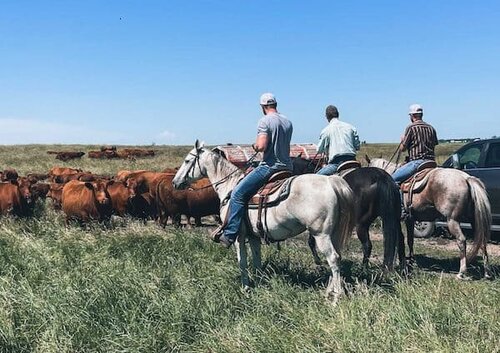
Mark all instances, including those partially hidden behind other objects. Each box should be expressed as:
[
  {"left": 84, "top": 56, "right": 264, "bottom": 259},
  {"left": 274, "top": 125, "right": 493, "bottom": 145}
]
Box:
[
  {"left": 258, "top": 112, "right": 293, "bottom": 170},
  {"left": 318, "top": 119, "right": 359, "bottom": 162},
  {"left": 402, "top": 120, "right": 438, "bottom": 161}
]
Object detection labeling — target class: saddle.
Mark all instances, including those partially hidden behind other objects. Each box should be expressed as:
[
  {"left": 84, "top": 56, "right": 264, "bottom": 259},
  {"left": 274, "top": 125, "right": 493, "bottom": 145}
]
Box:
[
  {"left": 400, "top": 161, "right": 437, "bottom": 193},
  {"left": 247, "top": 171, "right": 295, "bottom": 244},
  {"left": 336, "top": 160, "right": 361, "bottom": 177},
  {"left": 400, "top": 160, "right": 437, "bottom": 214}
]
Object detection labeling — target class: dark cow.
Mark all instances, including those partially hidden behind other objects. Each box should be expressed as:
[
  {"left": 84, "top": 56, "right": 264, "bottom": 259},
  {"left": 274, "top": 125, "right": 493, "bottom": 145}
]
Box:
[
  {"left": 2, "top": 169, "right": 19, "bottom": 182},
  {"left": 30, "top": 183, "right": 50, "bottom": 201},
  {"left": 61, "top": 180, "right": 114, "bottom": 223},
  {"left": 55, "top": 152, "right": 85, "bottom": 161},
  {"left": 27, "top": 173, "right": 50, "bottom": 183}
]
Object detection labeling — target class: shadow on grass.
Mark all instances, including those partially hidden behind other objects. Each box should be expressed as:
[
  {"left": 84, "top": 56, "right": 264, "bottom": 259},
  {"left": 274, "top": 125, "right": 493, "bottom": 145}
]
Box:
[
  {"left": 258, "top": 258, "right": 399, "bottom": 294},
  {"left": 414, "top": 254, "right": 500, "bottom": 279}
]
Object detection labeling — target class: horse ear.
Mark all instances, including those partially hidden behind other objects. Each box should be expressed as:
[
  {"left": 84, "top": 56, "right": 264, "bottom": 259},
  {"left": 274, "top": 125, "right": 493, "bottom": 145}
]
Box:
[
  {"left": 365, "top": 154, "right": 371, "bottom": 164},
  {"left": 212, "top": 147, "right": 227, "bottom": 159},
  {"left": 195, "top": 140, "right": 205, "bottom": 151}
]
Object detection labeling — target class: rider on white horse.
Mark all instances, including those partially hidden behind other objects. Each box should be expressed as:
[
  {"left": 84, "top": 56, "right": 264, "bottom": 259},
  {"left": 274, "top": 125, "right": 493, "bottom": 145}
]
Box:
[
  {"left": 392, "top": 104, "right": 439, "bottom": 183},
  {"left": 316, "top": 105, "right": 360, "bottom": 175},
  {"left": 213, "top": 93, "right": 294, "bottom": 248}
]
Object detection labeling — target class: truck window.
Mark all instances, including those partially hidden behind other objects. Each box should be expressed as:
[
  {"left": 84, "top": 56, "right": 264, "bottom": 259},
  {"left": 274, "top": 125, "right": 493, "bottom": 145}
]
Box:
[
  {"left": 485, "top": 143, "right": 500, "bottom": 168},
  {"left": 458, "top": 144, "right": 483, "bottom": 169}
]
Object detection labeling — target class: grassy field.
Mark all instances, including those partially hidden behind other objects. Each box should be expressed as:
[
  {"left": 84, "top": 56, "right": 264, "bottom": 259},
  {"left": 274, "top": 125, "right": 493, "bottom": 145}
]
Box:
[{"left": 0, "top": 143, "right": 499, "bottom": 353}]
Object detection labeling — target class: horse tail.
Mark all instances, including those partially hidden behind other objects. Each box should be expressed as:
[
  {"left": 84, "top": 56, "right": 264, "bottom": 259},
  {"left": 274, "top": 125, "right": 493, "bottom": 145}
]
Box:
[
  {"left": 328, "top": 176, "right": 355, "bottom": 251},
  {"left": 378, "top": 171, "right": 403, "bottom": 270},
  {"left": 466, "top": 176, "right": 492, "bottom": 261}
]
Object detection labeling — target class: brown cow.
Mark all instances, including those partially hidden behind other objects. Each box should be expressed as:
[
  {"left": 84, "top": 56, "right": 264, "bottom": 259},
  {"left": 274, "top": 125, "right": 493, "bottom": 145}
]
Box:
[
  {"left": 88, "top": 150, "right": 118, "bottom": 159},
  {"left": 0, "top": 181, "right": 23, "bottom": 216},
  {"left": 48, "top": 167, "right": 83, "bottom": 182},
  {"left": 155, "top": 176, "right": 220, "bottom": 227},
  {"left": 47, "top": 183, "right": 64, "bottom": 210},
  {"left": 61, "top": 180, "right": 114, "bottom": 223},
  {"left": 0, "top": 178, "right": 34, "bottom": 216}
]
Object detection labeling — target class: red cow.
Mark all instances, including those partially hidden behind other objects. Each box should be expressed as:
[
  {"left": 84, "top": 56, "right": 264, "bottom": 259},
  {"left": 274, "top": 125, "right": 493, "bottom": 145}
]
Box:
[{"left": 61, "top": 180, "right": 114, "bottom": 223}]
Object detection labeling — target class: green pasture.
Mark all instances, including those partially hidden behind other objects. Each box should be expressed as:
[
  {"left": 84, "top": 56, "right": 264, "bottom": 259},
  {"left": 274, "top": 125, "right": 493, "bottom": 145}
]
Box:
[{"left": 0, "top": 143, "right": 499, "bottom": 353}]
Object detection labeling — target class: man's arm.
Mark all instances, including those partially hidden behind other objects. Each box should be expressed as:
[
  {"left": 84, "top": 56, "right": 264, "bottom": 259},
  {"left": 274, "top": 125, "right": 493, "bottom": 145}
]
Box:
[
  {"left": 253, "top": 134, "right": 268, "bottom": 152},
  {"left": 400, "top": 126, "right": 411, "bottom": 152},
  {"left": 317, "top": 130, "right": 329, "bottom": 153},
  {"left": 352, "top": 128, "right": 360, "bottom": 151}
]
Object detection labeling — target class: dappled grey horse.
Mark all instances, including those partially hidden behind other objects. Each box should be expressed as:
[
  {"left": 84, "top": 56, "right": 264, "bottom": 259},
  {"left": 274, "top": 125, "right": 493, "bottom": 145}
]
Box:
[
  {"left": 173, "top": 141, "right": 355, "bottom": 303},
  {"left": 369, "top": 158, "right": 492, "bottom": 279}
]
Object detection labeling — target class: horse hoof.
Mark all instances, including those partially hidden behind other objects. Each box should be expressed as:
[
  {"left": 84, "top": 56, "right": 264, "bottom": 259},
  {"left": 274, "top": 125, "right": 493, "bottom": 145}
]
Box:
[
  {"left": 456, "top": 273, "right": 472, "bottom": 281},
  {"left": 484, "top": 272, "right": 494, "bottom": 280}
]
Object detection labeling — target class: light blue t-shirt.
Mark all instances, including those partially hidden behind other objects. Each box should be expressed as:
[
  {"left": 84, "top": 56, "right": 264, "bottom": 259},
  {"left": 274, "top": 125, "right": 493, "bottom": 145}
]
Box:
[
  {"left": 317, "top": 118, "right": 360, "bottom": 162},
  {"left": 257, "top": 113, "right": 293, "bottom": 170}
]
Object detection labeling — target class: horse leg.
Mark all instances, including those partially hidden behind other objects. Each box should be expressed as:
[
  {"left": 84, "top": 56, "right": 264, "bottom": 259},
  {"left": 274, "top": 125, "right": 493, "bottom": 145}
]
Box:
[
  {"left": 235, "top": 235, "right": 250, "bottom": 290},
  {"left": 308, "top": 234, "right": 323, "bottom": 266},
  {"left": 447, "top": 219, "right": 469, "bottom": 279},
  {"left": 405, "top": 218, "right": 415, "bottom": 264},
  {"left": 314, "top": 233, "right": 343, "bottom": 304},
  {"left": 248, "top": 235, "right": 262, "bottom": 279},
  {"left": 356, "top": 223, "right": 372, "bottom": 267},
  {"left": 482, "top": 242, "right": 492, "bottom": 279}
]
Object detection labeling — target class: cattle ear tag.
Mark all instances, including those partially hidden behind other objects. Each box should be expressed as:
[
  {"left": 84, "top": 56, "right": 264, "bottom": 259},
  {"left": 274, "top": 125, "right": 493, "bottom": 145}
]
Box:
[{"left": 84, "top": 182, "right": 94, "bottom": 190}]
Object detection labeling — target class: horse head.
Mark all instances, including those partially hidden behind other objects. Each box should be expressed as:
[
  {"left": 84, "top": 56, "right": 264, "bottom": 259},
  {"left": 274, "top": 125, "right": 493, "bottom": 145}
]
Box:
[{"left": 173, "top": 139, "right": 208, "bottom": 190}]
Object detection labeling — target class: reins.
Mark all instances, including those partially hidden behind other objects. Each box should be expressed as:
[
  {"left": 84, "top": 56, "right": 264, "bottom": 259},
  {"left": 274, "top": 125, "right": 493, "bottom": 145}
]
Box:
[
  {"left": 384, "top": 142, "right": 402, "bottom": 171},
  {"left": 188, "top": 150, "right": 259, "bottom": 191}
]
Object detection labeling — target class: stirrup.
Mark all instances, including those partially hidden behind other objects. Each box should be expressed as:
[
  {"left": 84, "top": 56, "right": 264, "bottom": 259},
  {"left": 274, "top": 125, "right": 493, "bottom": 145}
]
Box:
[{"left": 210, "top": 225, "right": 224, "bottom": 242}]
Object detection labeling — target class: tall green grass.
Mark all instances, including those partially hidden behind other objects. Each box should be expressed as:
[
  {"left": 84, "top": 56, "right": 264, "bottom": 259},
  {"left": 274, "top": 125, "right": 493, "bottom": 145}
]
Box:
[{"left": 1, "top": 143, "right": 499, "bottom": 353}]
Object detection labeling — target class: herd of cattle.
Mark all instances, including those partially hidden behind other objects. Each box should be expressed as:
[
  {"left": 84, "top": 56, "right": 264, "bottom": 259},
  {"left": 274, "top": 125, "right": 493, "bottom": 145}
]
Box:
[
  {"left": 0, "top": 166, "right": 220, "bottom": 226},
  {"left": 46, "top": 147, "right": 156, "bottom": 161}
]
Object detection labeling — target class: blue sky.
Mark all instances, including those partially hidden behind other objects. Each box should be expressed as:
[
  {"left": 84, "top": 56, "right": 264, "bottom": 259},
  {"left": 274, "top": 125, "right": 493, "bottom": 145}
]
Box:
[{"left": 1, "top": 0, "right": 499, "bottom": 145}]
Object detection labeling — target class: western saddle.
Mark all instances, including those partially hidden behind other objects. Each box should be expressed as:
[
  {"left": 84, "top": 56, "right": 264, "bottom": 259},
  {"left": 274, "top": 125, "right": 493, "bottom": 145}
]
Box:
[
  {"left": 400, "top": 160, "right": 438, "bottom": 214},
  {"left": 246, "top": 170, "right": 295, "bottom": 244},
  {"left": 336, "top": 160, "right": 361, "bottom": 176}
]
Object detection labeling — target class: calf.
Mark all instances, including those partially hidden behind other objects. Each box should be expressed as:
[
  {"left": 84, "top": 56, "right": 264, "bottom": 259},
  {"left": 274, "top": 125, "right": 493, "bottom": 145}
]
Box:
[
  {"left": 47, "top": 183, "right": 64, "bottom": 210},
  {"left": 61, "top": 180, "right": 114, "bottom": 223}
]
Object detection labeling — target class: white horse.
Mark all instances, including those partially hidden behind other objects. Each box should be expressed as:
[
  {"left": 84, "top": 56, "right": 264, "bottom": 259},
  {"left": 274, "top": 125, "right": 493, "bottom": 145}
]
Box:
[
  {"left": 369, "top": 157, "right": 492, "bottom": 279},
  {"left": 172, "top": 141, "right": 355, "bottom": 302}
]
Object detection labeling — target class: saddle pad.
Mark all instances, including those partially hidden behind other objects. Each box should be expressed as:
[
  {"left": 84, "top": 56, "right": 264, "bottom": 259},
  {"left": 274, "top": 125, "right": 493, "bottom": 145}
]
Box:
[
  {"left": 247, "top": 176, "right": 296, "bottom": 209},
  {"left": 401, "top": 168, "right": 436, "bottom": 194}
]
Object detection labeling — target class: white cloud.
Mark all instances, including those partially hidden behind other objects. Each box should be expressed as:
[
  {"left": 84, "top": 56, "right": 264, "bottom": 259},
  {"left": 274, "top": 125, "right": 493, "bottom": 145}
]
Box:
[
  {"left": 0, "top": 118, "right": 127, "bottom": 144},
  {"left": 156, "top": 129, "right": 176, "bottom": 142}
]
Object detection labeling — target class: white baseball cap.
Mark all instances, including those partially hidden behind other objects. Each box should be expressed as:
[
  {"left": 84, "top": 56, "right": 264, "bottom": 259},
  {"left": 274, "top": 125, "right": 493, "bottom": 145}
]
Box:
[
  {"left": 260, "top": 93, "right": 277, "bottom": 106},
  {"left": 408, "top": 104, "right": 423, "bottom": 115}
]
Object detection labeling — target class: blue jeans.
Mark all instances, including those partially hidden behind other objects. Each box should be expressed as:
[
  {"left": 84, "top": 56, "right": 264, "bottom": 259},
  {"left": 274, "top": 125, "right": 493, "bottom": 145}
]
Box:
[
  {"left": 316, "top": 155, "right": 356, "bottom": 176},
  {"left": 391, "top": 159, "right": 426, "bottom": 184},
  {"left": 223, "top": 165, "right": 276, "bottom": 242}
]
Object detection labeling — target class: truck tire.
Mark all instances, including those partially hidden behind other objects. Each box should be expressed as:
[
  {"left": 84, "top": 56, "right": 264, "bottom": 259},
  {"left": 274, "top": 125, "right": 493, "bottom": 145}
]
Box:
[{"left": 414, "top": 221, "right": 436, "bottom": 238}]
